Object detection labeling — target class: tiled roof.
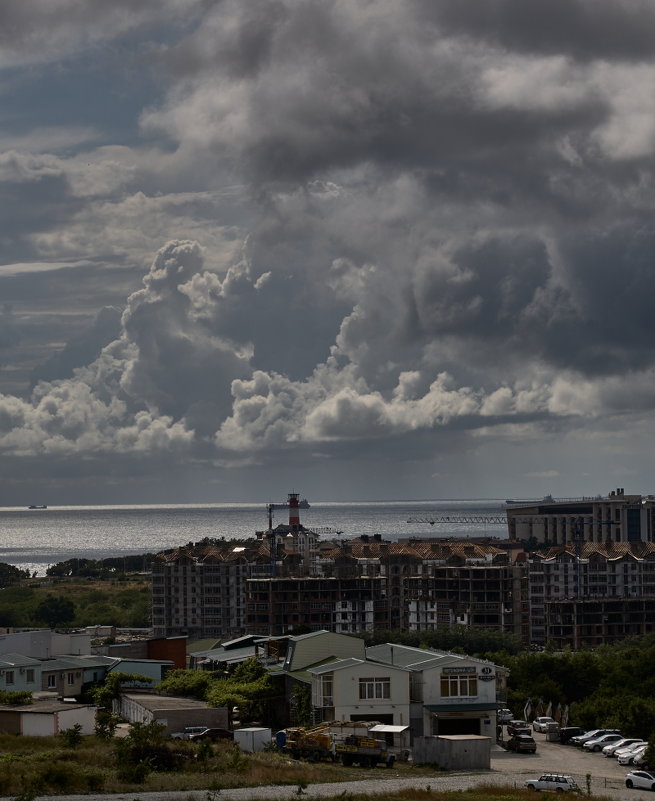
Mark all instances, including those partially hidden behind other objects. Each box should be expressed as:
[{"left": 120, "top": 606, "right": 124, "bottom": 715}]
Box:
[{"left": 534, "top": 542, "right": 655, "bottom": 561}]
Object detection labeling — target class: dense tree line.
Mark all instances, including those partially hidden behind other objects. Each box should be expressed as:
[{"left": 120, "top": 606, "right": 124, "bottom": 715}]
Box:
[
  {"left": 496, "top": 635, "right": 655, "bottom": 740},
  {"left": 46, "top": 554, "right": 156, "bottom": 578},
  {"left": 360, "top": 626, "right": 524, "bottom": 657}
]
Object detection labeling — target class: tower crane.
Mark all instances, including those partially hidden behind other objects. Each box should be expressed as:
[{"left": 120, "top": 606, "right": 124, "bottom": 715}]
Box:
[{"left": 407, "top": 515, "right": 507, "bottom": 525}]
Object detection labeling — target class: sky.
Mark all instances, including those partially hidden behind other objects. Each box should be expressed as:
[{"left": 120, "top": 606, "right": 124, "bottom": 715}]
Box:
[{"left": 1, "top": 0, "right": 654, "bottom": 505}]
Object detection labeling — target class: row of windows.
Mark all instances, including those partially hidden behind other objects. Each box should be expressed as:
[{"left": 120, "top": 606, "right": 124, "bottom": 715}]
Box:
[
  {"left": 5, "top": 671, "right": 75, "bottom": 687},
  {"left": 440, "top": 676, "right": 478, "bottom": 697},
  {"left": 359, "top": 677, "right": 390, "bottom": 699},
  {"left": 4, "top": 669, "right": 35, "bottom": 684}
]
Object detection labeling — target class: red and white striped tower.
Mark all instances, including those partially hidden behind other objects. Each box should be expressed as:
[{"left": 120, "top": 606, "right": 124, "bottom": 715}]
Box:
[{"left": 288, "top": 492, "right": 301, "bottom": 528}]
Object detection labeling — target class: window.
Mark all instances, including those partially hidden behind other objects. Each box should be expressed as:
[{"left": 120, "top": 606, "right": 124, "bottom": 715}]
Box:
[
  {"left": 47, "top": 674, "right": 56, "bottom": 688},
  {"left": 5, "top": 671, "right": 13, "bottom": 686},
  {"left": 359, "top": 677, "right": 391, "bottom": 700},
  {"left": 440, "top": 674, "right": 478, "bottom": 697},
  {"left": 67, "top": 672, "right": 75, "bottom": 685},
  {"left": 26, "top": 669, "right": 34, "bottom": 683},
  {"left": 320, "top": 675, "right": 333, "bottom": 706}
]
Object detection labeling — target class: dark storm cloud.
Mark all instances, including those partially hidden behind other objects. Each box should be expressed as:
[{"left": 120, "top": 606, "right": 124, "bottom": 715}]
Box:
[
  {"left": 147, "top": 0, "right": 615, "bottom": 187},
  {"left": 425, "top": 0, "right": 655, "bottom": 61},
  {"left": 1, "top": 0, "right": 654, "bottom": 501}
]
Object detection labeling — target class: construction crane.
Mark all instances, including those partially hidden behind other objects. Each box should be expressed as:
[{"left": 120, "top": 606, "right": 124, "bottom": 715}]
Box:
[{"left": 407, "top": 515, "right": 507, "bottom": 525}]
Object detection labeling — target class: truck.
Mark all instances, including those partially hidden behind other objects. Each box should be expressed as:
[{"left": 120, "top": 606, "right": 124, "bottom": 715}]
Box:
[
  {"left": 281, "top": 725, "right": 337, "bottom": 762},
  {"left": 334, "top": 734, "right": 396, "bottom": 768},
  {"left": 280, "top": 726, "right": 395, "bottom": 767}
]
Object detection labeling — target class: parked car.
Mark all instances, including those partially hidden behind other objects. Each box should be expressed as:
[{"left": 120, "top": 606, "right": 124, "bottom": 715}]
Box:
[
  {"left": 619, "top": 744, "right": 648, "bottom": 766},
  {"left": 170, "top": 726, "right": 208, "bottom": 740},
  {"left": 524, "top": 774, "right": 579, "bottom": 792},
  {"left": 188, "top": 727, "right": 234, "bottom": 741},
  {"left": 498, "top": 708, "right": 513, "bottom": 724},
  {"left": 603, "top": 738, "right": 645, "bottom": 757},
  {"left": 559, "top": 727, "right": 585, "bottom": 745},
  {"left": 633, "top": 749, "right": 652, "bottom": 769},
  {"left": 615, "top": 742, "right": 648, "bottom": 760},
  {"left": 583, "top": 733, "right": 624, "bottom": 752},
  {"left": 533, "top": 716, "right": 557, "bottom": 733},
  {"left": 507, "top": 734, "right": 537, "bottom": 753},
  {"left": 571, "top": 728, "right": 620, "bottom": 747},
  {"left": 625, "top": 770, "right": 655, "bottom": 790},
  {"left": 508, "top": 719, "right": 531, "bottom": 736}
]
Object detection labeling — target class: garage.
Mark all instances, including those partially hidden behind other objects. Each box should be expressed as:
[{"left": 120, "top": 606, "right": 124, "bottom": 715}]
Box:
[{"left": 427, "top": 703, "right": 496, "bottom": 737}]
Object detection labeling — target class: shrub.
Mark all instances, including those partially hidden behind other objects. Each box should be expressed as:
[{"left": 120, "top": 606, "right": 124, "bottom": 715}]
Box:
[{"left": 59, "top": 723, "right": 83, "bottom": 749}]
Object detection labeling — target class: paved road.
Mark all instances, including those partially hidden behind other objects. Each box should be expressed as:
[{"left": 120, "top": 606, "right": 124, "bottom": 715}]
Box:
[{"left": 2, "top": 732, "right": 651, "bottom": 801}]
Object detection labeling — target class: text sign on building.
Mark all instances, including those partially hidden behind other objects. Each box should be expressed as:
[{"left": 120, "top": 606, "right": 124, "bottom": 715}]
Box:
[{"left": 442, "top": 666, "right": 476, "bottom": 674}]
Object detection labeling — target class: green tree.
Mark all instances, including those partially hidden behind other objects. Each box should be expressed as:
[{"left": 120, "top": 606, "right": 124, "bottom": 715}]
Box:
[
  {"left": 0, "top": 563, "right": 29, "bottom": 586},
  {"left": 158, "top": 668, "right": 212, "bottom": 700},
  {"left": 91, "top": 672, "right": 154, "bottom": 711},
  {"left": 34, "top": 595, "right": 75, "bottom": 627}
]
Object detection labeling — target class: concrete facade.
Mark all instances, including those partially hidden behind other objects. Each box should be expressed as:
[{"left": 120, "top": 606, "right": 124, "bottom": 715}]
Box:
[
  {"left": 0, "top": 701, "right": 96, "bottom": 736},
  {"left": 310, "top": 658, "right": 411, "bottom": 727},
  {"left": 0, "top": 630, "right": 91, "bottom": 659},
  {"left": 114, "top": 692, "right": 228, "bottom": 734},
  {"left": 413, "top": 734, "right": 491, "bottom": 769}
]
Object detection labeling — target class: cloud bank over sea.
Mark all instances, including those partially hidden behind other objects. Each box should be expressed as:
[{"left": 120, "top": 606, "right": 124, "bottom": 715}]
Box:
[{"left": 0, "top": 0, "right": 653, "bottom": 502}]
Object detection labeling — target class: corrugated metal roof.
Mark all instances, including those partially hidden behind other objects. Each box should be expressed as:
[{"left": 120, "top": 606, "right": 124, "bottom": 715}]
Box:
[
  {"left": 308, "top": 658, "right": 365, "bottom": 675},
  {"left": 0, "top": 653, "right": 41, "bottom": 667},
  {"left": 369, "top": 724, "right": 409, "bottom": 733}
]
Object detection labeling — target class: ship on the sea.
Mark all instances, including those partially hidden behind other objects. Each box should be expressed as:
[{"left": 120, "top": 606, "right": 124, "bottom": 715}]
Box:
[{"left": 27, "top": 505, "right": 47, "bottom": 510}]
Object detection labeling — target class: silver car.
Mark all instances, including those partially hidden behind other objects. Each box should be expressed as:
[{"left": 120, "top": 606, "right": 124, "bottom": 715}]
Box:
[
  {"left": 533, "top": 716, "right": 557, "bottom": 733},
  {"left": 619, "top": 744, "right": 648, "bottom": 766},
  {"left": 604, "top": 738, "right": 645, "bottom": 757}
]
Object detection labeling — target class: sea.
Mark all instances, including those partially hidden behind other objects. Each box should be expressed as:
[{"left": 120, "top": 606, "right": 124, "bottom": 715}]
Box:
[{"left": 0, "top": 499, "right": 509, "bottom": 577}]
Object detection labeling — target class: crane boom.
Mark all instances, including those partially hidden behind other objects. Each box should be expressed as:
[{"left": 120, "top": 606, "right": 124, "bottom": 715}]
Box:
[{"left": 407, "top": 515, "right": 507, "bottom": 525}]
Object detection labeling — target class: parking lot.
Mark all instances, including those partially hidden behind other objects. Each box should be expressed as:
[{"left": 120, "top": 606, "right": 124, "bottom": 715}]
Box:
[{"left": 492, "top": 728, "right": 650, "bottom": 798}]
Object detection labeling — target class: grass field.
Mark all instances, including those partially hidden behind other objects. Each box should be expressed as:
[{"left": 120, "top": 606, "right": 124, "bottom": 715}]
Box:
[{"left": 0, "top": 577, "right": 151, "bottom": 629}]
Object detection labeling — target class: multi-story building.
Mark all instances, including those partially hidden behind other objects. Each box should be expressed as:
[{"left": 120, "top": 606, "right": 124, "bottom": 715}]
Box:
[
  {"left": 152, "top": 489, "right": 655, "bottom": 649},
  {"left": 506, "top": 488, "right": 655, "bottom": 545},
  {"left": 246, "top": 575, "right": 387, "bottom": 635},
  {"left": 527, "top": 541, "right": 655, "bottom": 647},
  {"left": 406, "top": 563, "right": 528, "bottom": 640},
  {"left": 151, "top": 542, "right": 266, "bottom": 639},
  {"left": 245, "top": 538, "right": 529, "bottom": 638},
  {"left": 152, "top": 494, "right": 324, "bottom": 638}
]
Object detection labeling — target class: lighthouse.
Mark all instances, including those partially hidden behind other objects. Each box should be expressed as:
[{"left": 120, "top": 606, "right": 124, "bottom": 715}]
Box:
[{"left": 288, "top": 492, "right": 301, "bottom": 529}]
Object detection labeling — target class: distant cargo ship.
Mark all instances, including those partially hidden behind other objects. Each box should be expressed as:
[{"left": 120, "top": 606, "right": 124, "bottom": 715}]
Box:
[
  {"left": 298, "top": 499, "right": 310, "bottom": 509},
  {"left": 27, "top": 505, "right": 47, "bottom": 509}
]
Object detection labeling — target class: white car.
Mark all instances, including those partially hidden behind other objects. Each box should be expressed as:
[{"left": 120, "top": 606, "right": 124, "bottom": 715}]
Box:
[
  {"left": 619, "top": 744, "right": 648, "bottom": 766},
  {"left": 583, "top": 733, "right": 624, "bottom": 752},
  {"left": 625, "top": 770, "right": 655, "bottom": 790},
  {"left": 524, "top": 774, "right": 579, "bottom": 793},
  {"left": 533, "top": 716, "right": 557, "bottom": 733},
  {"left": 498, "top": 708, "right": 513, "bottom": 724},
  {"left": 604, "top": 739, "right": 645, "bottom": 757}
]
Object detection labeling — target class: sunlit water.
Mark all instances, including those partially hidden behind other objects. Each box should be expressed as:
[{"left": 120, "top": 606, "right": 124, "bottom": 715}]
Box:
[{"left": 0, "top": 499, "right": 508, "bottom": 576}]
